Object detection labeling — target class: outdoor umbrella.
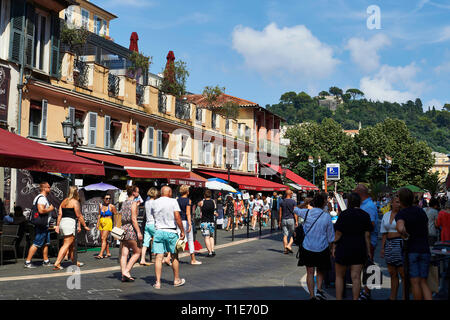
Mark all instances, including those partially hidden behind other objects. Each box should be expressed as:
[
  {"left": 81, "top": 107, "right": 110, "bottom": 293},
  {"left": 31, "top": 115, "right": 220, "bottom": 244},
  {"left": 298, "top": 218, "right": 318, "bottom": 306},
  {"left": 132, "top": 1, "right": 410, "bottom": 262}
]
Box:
[
  {"left": 207, "top": 177, "right": 229, "bottom": 184},
  {"left": 205, "top": 180, "right": 237, "bottom": 193},
  {"left": 83, "top": 182, "right": 119, "bottom": 191}
]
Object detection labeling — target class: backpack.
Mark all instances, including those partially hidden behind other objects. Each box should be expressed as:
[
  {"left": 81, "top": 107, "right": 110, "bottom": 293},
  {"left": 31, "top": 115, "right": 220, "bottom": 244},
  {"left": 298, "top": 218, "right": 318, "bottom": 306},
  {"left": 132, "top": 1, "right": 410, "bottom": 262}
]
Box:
[
  {"left": 293, "top": 209, "right": 309, "bottom": 246},
  {"left": 29, "top": 195, "right": 49, "bottom": 228}
]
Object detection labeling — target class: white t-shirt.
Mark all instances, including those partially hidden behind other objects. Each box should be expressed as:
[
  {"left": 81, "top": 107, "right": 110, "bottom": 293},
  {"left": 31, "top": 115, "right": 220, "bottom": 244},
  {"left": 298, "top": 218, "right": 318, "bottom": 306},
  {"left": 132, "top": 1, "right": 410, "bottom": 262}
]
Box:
[
  {"left": 33, "top": 194, "right": 51, "bottom": 226},
  {"left": 380, "top": 211, "right": 398, "bottom": 233},
  {"left": 150, "top": 197, "right": 181, "bottom": 233},
  {"left": 262, "top": 201, "right": 270, "bottom": 212},
  {"left": 145, "top": 199, "right": 155, "bottom": 225},
  {"left": 253, "top": 199, "right": 263, "bottom": 212}
]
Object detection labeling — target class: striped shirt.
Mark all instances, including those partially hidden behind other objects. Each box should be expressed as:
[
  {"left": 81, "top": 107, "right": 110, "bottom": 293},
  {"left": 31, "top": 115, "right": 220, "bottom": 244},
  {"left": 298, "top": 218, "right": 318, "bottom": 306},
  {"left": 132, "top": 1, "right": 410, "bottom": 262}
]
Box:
[{"left": 294, "top": 207, "right": 335, "bottom": 252}]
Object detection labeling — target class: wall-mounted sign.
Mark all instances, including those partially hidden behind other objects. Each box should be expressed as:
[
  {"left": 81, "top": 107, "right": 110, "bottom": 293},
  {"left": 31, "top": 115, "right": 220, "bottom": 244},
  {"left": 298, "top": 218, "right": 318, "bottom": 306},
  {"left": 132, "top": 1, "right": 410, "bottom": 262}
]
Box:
[{"left": 0, "top": 66, "right": 11, "bottom": 124}]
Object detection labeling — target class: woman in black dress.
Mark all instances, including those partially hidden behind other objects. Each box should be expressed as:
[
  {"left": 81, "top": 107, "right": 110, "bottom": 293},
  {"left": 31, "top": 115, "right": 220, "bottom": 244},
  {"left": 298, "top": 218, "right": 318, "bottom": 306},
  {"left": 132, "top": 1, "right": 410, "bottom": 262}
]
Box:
[{"left": 332, "top": 192, "right": 373, "bottom": 300}]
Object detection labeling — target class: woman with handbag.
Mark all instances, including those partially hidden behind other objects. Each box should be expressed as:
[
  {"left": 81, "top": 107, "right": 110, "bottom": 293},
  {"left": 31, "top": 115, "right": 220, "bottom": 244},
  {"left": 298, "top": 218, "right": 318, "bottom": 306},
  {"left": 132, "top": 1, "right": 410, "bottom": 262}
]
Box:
[
  {"left": 332, "top": 193, "right": 373, "bottom": 300},
  {"left": 119, "top": 185, "right": 143, "bottom": 282},
  {"left": 95, "top": 194, "right": 118, "bottom": 259},
  {"left": 53, "top": 186, "right": 90, "bottom": 270},
  {"left": 224, "top": 195, "right": 235, "bottom": 231}
]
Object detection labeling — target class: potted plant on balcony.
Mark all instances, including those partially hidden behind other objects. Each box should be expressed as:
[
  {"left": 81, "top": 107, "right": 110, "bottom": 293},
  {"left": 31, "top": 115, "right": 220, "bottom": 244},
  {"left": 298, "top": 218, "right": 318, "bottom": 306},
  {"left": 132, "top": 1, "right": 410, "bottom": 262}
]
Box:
[
  {"left": 127, "top": 51, "right": 152, "bottom": 80},
  {"left": 201, "top": 85, "right": 240, "bottom": 120},
  {"left": 60, "top": 23, "right": 89, "bottom": 78}
]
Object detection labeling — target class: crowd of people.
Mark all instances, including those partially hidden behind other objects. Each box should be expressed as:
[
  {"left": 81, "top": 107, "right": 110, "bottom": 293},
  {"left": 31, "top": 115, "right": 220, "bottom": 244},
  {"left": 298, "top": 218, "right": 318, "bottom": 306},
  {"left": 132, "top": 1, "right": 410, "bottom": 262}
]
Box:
[{"left": 2, "top": 179, "right": 449, "bottom": 298}]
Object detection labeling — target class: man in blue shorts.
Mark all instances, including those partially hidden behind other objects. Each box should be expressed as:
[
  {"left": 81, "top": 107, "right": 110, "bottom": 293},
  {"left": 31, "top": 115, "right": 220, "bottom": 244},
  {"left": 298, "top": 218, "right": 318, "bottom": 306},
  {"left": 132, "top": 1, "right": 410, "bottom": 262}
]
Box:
[{"left": 150, "top": 186, "right": 185, "bottom": 289}]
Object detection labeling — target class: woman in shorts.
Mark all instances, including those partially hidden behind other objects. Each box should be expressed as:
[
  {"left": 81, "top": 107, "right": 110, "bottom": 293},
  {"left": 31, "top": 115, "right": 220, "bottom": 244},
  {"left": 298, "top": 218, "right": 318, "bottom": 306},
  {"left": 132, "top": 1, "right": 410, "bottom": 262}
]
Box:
[{"left": 95, "top": 194, "right": 118, "bottom": 259}]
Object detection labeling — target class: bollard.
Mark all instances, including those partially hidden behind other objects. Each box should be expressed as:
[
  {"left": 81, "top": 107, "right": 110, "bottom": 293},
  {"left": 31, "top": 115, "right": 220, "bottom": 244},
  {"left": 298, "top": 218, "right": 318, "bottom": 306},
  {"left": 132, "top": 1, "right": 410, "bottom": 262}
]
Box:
[
  {"left": 232, "top": 214, "right": 235, "bottom": 242},
  {"left": 259, "top": 212, "right": 262, "bottom": 238},
  {"left": 214, "top": 216, "right": 218, "bottom": 245},
  {"left": 247, "top": 210, "right": 250, "bottom": 238},
  {"left": 404, "top": 240, "right": 410, "bottom": 300},
  {"left": 270, "top": 212, "right": 273, "bottom": 233}
]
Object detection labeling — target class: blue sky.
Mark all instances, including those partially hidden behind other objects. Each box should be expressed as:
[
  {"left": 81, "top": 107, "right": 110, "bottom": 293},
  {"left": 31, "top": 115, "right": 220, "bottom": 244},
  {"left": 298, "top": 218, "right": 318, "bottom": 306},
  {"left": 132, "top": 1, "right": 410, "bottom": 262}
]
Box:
[{"left": 95, "top": 0, "right": 450, "bottom": 110}]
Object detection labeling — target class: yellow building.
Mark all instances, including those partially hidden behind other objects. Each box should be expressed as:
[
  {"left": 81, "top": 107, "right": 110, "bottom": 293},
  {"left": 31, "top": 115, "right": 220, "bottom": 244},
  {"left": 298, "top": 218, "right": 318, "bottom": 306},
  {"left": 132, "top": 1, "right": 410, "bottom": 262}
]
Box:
[{"left": 431, "top": 152, "right": 450, "bottom": 183}]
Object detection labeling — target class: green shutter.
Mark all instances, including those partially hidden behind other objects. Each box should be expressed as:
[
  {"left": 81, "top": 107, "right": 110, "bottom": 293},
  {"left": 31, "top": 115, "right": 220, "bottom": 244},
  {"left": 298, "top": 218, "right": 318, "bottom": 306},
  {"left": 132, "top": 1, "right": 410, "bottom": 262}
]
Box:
[
  {"left": 50, "top": 13, "right": 61, "bottom": 77},
  {"left": 135, "top": 122, "right": 140, "bottom": 153},
  {"left": 9, "top": 0, "right": 26, "bottom": 64},
  {"left": 24, "top": 3, "right": 35, "bottom": 67}
]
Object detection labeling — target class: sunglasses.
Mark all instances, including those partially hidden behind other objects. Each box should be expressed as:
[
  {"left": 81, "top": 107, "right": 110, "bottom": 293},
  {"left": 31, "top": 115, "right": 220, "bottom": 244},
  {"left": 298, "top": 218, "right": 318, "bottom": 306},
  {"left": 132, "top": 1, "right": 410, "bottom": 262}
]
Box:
[{"left": 105, "top": 198, "right": 111, "bottom": 200}]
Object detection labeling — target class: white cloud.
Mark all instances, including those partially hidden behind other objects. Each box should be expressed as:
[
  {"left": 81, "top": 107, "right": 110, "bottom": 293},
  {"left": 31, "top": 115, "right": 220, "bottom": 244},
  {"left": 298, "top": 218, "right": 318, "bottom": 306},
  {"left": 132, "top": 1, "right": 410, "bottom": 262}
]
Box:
[
  {"left": 432, "top": 26, "right": 450, "bottom": 43},
  {"left": 434, "top": 61, "right": 450, "bottom": 74},
  {"left": 231, "top": 23, "right": 339, "bottom": 79},
  {"left": 360, "top": 64, "right": 425, "bottom": 103},
  {"left": 424, "top": 99, "right": 443, "bottom": 110},
  {"left": 346, "top": 34, "right": 391, "bottom": 72}
]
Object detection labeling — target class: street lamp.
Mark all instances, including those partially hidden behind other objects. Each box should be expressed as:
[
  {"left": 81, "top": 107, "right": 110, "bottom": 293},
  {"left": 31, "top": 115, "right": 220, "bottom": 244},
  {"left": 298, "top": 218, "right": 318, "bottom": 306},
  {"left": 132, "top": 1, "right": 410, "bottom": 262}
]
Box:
[
  {"left": 61, "top": 116, "right": 84, "bottom": 155},
  {"left": 61, "top": 116, "right": 84, "bottom": 266},
  {"left": 378, "top": 156, "right": 392, "bottom": 187},
  {"left": 308, "top": 155, "right": 321, "bottom": 186},
  {"left": 226, "top": 149, "right": 234, "bottom": 241}
]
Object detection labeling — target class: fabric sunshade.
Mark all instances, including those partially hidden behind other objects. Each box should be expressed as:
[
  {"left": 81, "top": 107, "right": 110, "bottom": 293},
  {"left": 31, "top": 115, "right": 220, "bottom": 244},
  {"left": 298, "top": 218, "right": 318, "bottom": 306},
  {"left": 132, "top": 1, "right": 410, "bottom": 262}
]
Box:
[
  {"left": 73, "top": 151, "right": 190, "bottom": 179},
  {"left": 197, "top": 170, "right": 288, "bottom": 192},
  {"left": 0, "top": 128, "right": 105, "bottom": 175},
  {"left": 265, "top": 164, "right": 318, "bottom": 191},
  {"left": 167, "top": 172, "right": 207, "bottom": 188}
]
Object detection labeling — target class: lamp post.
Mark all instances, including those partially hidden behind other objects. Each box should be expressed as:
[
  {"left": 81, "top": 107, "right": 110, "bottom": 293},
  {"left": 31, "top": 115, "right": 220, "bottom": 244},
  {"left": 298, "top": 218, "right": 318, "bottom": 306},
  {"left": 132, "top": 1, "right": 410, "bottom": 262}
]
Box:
[
  {"left": 308, "top": 156, "right": 321, "bottom": 186},
  {"left": 61, "top": 116, "right": 84, "bottom": 266},
  {"left": 378, "top": 156, "right": 392, "bottom": 187}
]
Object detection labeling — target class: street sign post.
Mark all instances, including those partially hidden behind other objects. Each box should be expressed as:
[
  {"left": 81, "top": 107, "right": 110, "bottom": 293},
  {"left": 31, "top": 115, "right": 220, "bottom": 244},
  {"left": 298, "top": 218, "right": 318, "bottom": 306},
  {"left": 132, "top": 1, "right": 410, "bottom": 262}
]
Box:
[{"left": 326, "top": 163, "right": 340, "bottom": 181}]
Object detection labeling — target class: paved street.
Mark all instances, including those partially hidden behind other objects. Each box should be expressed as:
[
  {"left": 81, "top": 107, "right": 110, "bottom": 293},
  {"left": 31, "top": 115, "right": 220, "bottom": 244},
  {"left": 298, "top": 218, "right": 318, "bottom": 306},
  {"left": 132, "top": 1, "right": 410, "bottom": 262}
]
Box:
[{"left": 0, "top": 225, "right": 397, "bottom": 300}]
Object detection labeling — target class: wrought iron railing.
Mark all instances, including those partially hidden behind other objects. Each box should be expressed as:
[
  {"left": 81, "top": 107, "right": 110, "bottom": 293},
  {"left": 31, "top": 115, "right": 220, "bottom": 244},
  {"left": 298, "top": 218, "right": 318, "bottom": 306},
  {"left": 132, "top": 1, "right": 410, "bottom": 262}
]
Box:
[
  {"left": 108, "top": 73, "right": 120, "bottom": 97},
  {"left": 74, "top": 60, "right": 89, "bottom": 88},
  {"left": 136, "top": 84, "right": 144, "bottom": 106},
  {"left": 158, "top": 92, "right": 167, "bottom": 113},
  {"left": 175, "top": 100, "right": 191, "bottom": 120}
]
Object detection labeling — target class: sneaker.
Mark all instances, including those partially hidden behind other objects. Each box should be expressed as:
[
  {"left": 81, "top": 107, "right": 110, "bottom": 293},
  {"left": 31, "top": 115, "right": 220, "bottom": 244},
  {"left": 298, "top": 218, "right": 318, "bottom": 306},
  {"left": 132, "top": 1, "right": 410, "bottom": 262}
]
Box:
[
  {"left": 24, "top": 262, "right": 36, "bottom": 269},
  {"left": 316, "top": 289, "right": 327, "bottom": 301},
  {"left": 42, "top": 260, "right": 52, "bottom": 267},
  {"left": 211, "top": 251, "right": 216, "bottom": 257}
]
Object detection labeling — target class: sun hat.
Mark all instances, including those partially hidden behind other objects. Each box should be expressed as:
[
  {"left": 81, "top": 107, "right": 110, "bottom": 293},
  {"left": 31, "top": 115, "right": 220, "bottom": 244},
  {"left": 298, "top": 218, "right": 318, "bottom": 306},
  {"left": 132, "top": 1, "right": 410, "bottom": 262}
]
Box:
[{"left": 175, "top": 238, "right": 186, "bottom": 254}]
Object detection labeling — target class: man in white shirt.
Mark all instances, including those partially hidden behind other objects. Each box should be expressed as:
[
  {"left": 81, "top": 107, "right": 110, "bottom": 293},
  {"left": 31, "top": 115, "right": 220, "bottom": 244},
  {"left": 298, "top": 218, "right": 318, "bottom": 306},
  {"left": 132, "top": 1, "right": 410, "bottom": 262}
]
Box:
[
  {"left": 151, "top": 186, "right": 185, "bottom": 289},
  {"left": 24, "top": 182, "right": 55, "bottom": 268}
]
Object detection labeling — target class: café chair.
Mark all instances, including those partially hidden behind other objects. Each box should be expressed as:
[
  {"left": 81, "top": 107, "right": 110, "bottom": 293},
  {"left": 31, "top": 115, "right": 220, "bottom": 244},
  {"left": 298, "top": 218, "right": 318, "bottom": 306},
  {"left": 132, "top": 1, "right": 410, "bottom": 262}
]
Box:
[{"left": 1, "top": 224, "right": 20, "bottom": 265}]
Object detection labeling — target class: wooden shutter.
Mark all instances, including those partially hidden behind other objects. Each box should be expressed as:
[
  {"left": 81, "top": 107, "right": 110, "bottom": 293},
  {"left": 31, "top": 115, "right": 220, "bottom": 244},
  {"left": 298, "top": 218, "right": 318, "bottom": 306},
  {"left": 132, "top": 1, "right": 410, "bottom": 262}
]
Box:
[
  {"left": 232, "top": 149, "right": 239, "bottom": 170},
  {"left": 50, "top": 13, "right": 61, "bottom": 77},
  {"left": 24, "top": 3, "right": 35, "bottom": 67},
  {"left": 204, "top": 142, "right": 212, "bottom": 165},
  {"left": 9, "top": 0, "right": 25, "bottom": 64},
  {"left": 104, "top": 115, "right": 111, "bottom": 148},
  {"left": 40, "top": 100, "right": 47, "bottom": 138},
  {"left": 216, "top": 144, "right": 223, "bottom": 166},
  {"left": 135, "top": 122, "right": 140, "bottom": 153},
  {"left": 157, "top": 130, "right": 162, "bottom": 157},
  {"left": 148, "top": 127, "right": 154, "bottom": 155},
  {"left": 89, "top": 112, "right": 97, "bottom": 146}
]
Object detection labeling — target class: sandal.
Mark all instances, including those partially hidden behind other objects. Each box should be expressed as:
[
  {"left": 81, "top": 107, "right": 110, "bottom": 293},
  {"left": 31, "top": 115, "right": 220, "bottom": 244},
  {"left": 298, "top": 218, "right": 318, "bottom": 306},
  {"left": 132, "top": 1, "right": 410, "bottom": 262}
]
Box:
[
  {"left": 53, "top": 265, "right": 64, "bottom": 271},
  {"left": 121, "top": 275, "right": 135, "bottom": 282},
  {"left": 77, "top": 262, "right": 84, "bottom": 267},
  {"left": 95, "top": 255, "right": 104, "bottom": 259},
  {"left": 152, "top": 283, "right": 161, "bottom": 289},
  {"left": 173, "top": 278, "right": 186, "bottom": 287},
  {"left": 164, "top": 259, "right": 172, "bottom": 266},
  {"left": 139, "top": 262, "right": 151, "bottom": 266}
]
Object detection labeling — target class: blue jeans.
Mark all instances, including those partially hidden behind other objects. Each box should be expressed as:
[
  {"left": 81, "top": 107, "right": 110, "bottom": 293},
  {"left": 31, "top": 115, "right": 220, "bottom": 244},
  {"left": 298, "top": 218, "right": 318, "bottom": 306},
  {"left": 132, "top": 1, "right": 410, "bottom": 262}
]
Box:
[
  {"left": 33, "top": 227, "right": 50, "bottom": 248},
  {"left": 407, "top": 253, "right": 431, "bottom": 278}
]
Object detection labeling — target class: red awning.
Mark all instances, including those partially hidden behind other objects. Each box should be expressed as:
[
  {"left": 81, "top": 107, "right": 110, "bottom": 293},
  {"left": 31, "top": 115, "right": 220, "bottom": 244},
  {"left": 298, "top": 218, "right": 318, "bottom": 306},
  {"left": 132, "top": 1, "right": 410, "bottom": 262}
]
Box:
[
  {"left": 73, "top": 151, "right": 190, "bottom": 179},
  {"left": 0, "top": 128, "right": 105, "bottom": 175},
  {"left": 197, "top": 170, "right": 288, "bottom": 192},
  {"left": 266, "top": 164, "right": 318, "bottom": 191},
  {"left": 168, "top": 172, "right": 207, "bottom": 188}
]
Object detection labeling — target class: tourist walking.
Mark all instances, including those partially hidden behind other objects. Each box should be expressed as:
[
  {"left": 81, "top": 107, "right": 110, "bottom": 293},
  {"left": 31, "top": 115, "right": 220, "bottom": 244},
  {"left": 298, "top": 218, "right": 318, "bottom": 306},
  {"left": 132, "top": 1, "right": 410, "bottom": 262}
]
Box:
[
  {"left": 271, "top": 192, "right": 281, "bottom": 230},
  {"left": 262, "top": 195, "right": 270, "bottom": 227},
  {"left": 177, "top": 185, "right": 201, "bottom": 265},
  {"left": 140, "top": 187, "right": 158, "bottom": 266},
  {"left": 294, "top": 192, "right": 335, "bottom": 300},
  {"left": 332, "top": 193, "right": 373, "bottom": 300},
  {"left": 95, "top": 194, "right": 118, "bottom": 259},
  {"left": 279, "top": 190, "right": 298, "bottom": 254},
  {"left": 395, "top": 187, "right": 432, "bottom": 300},
  {"left": 251, "top": 194, "right": 263, "bottom": 230},
  {"left": 354, "top": 183, "right": 378, "bottom": 300},
  {"left": 119, "top": 185, "right": 143, "bottom": 282},
  {"left": 198, "top": 190, "right": 218, "bottom": 257},
  {"left": 380, "top": 196, "right": 405, "bottom": 300},
  {"left": 150, "top": 186, "right": 185, "bottom": 289},
  {"left": 224, "top": 194, "right": 235, "bottom": 232},
  {"left": 424, "top": 198, "right": 440, "bottom": 246},
  {"left": 53, "top": 186, "right": 90, "bottom": 270},
  {"left": 25, "top": 182, "right": 56, "bottom": 268}
]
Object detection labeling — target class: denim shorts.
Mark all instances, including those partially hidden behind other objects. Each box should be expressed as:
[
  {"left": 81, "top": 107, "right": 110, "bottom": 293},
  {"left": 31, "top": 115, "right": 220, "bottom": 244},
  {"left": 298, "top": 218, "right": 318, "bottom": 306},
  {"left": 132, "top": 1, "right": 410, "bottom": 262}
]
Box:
[
  {"left": 33, "top": 227, "right": 50, "bottom": 248},
  {"left": 200, "top": 222, "right": 215, "bottom": 237},
  {"left": 407, "top": 253, "right": 431, "bottom": 279},
  {"left": 152, "top": 230, "right": 178, "bottom": 254}
]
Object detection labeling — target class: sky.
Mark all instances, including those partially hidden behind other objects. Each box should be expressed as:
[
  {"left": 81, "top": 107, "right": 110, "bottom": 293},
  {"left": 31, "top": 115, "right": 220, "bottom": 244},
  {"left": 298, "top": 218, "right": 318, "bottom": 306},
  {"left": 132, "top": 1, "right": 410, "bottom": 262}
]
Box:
[{"left": 94, "top": 0, "right": 450, "bottom": 111}]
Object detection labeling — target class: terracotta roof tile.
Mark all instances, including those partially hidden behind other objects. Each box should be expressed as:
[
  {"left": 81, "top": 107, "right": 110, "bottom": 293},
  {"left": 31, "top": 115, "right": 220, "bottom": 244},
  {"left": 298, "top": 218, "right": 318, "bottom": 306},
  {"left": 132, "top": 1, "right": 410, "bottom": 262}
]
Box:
[{"left": 183, "top": 93, "right": 259, "bottom": 108}]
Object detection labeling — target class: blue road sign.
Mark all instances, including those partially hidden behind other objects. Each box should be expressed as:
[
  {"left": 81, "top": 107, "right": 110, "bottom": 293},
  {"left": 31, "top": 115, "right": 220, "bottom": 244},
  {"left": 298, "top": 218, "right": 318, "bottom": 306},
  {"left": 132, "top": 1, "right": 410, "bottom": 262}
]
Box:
[{"left": 326, "top": 163, "right": 340, "bottom": 180}]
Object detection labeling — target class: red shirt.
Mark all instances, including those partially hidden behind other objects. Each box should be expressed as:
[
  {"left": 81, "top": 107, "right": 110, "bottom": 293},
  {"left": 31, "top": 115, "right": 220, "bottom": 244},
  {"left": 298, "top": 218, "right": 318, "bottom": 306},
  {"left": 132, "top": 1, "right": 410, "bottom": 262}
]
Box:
[{"left": 436, "top": 210, "right": 450, "bottom": 242}]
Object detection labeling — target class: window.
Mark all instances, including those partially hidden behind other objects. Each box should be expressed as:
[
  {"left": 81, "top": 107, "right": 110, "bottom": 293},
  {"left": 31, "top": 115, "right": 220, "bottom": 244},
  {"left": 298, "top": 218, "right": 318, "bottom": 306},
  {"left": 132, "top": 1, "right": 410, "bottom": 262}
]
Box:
[
  {"left": 110, "top": 119, "right": 121, "bottom": 150},
  {"left": 29, "top": 100, "right": 47, "bottom": 139},
  {"left": 65, "top": 6, "right": 74, "bottom": 25},
  {"left": 93, "top": 15, "right": 103, "bottom": 35},
  {"left": 33, "top": 12, "right": 49, "bottom": 71},
  {"left": 88, "top": 112, "right": 97, "bottom": 147},
  {"left": 135, "top": 123, "right": 144, "bottom": 154},
  {"left": 157, "top": 130, "right": 163, "bottom": 157},
  {"left": 211, "top": 112, "right": 216, "bottom": 129},
  {"left": 232, "top": 149, "right": 240, "bottom": 170},
  {"left": 196, "top": 107, "right": 202, "bottom": 123},
  {"left": 181, "top": 135, "right": 188, "bottom": 156},
  {"left": 148, "top": 127, "right": 154, "bottom": 155},
  {"left": 203, "top": 142, "right": 212, "bottom": 165},
  {"left": 247, "top": 152, "right": 255, "bottom": 172},
  {"left": 215, "top": 144, "right": 223, "bottom": 167},
  {"left": 81, "top": 9, "right": 89, "bottom": 29},
  {"left": 102, "top": 20, "right": 107, "bottom": 36}
]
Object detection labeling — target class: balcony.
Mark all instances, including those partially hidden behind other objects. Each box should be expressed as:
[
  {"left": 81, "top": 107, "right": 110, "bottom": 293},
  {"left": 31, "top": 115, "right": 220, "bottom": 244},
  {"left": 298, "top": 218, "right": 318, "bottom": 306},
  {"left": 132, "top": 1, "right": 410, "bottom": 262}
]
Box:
[
  {"left": 175, "top": 99, "right": 191, "bottom": 120},
  {"left": 136, "top": 83, "right": 144, "bottom": 106},
  {"left": 259, "top": 138, "right": 288, "bottom": 158},
  {"left": 158, "top": 91, "right": 167, "bottom": 113},
  {"left": 108, "top": 73, "right": 120, "bottom": 97},
  {"left": 73, "top": 60, "right": 89, "bottom": 89}
]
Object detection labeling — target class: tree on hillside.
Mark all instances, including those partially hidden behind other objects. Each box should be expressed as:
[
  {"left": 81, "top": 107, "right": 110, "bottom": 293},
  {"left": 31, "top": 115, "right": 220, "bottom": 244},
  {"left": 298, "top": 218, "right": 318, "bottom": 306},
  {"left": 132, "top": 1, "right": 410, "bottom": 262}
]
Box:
[
  {"left": 319, "top": 91, "right": 330, "bottom": 98},
  {"left": 444, "top": 103, "right": 450, "bottom": 111},
  {"left": 346, "top": 88, "right": 364, "bottom": 100},
  {"left": 329, "top": 87, "right": 343, "bottom": 99}
]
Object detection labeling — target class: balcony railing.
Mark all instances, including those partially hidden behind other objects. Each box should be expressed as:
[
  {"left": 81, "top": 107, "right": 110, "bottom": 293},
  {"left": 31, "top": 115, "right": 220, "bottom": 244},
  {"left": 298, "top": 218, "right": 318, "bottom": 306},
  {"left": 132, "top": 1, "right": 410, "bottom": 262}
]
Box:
[
  {"left": 175, "top": 99, "right": 191, "bottom": 120},
  {"left": 158, "top": 92, "right": 167, "bottom": 113},
  {"left": 136, "top": 84, "right": 144, "bottom": 106},
  {"left": 74, "top": 60, "right": 89, "bottom": 89},
  {"left": 108, "top": 73, "right": 120, "bottom": 97}
]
